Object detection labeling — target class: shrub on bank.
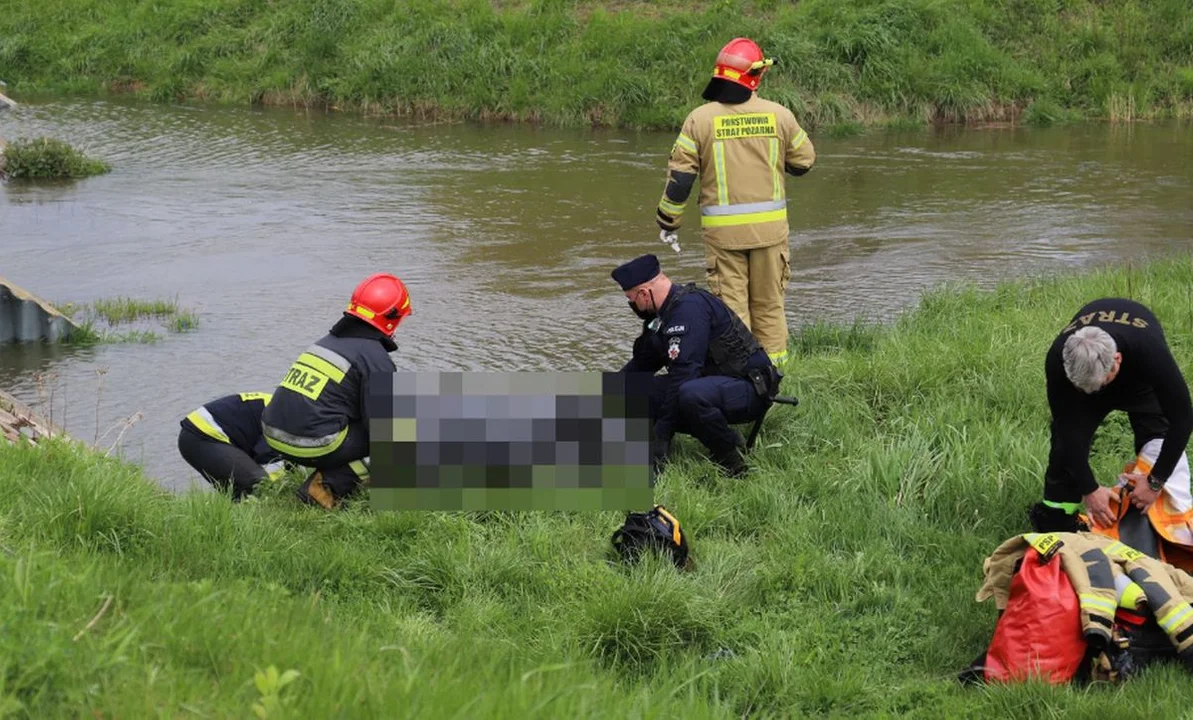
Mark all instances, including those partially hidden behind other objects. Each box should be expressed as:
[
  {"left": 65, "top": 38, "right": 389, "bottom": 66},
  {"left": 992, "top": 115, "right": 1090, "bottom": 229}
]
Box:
[{"left": 2, "top": 136, "right": 111, "bottom": 179}]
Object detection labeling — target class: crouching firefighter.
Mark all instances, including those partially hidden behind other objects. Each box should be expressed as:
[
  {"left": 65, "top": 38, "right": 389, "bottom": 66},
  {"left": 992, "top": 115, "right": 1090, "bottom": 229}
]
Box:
[
  {"left": 178, "top": 391, "right": 288, "bottom": 501},
  {"left": 261, "top": 273, "right": 411, "bottom": 509},
  {"left": 612, "top": 253, "right": 780, "bottom": 478}
]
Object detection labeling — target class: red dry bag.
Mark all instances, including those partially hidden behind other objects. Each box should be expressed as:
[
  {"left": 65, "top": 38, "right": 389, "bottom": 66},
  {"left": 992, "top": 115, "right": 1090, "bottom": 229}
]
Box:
[{"left": 983, "top": 546, "right": 1088, "bottom": 684}]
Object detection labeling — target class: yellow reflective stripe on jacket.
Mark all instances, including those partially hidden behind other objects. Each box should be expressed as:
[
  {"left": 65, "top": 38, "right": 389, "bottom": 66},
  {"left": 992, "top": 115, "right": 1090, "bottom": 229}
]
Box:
[
  {"left": 700, "top": 199, "right": 787, "bottom": 229},
  {"left": 296, "top": 352, "right": 345, "bottom": 384},
  {"left": 658, "top": 198, "right": 686, "bottom": 216},
  {"left": 1106, "top": 540, "right": 1144, "bottom": 562},
  {"left": 1114, "top": 572, "right": 1144, "bottom": 609},
  {"left": 262, "top": 424, "right": 348, "bottom": 459},
  {"left": 185, "top": 406, "right": 230, "bottom": 444},
  {"left": 701, "top": 208, "right": 787, "bottom": 228},
  {"left": 1079, "top": 593, "right": 1117, "bottom": 614},
  {"left": 239, "top": 391, "right": 272, "bottom": 404},
  {"left": 296, "top": 344, "right": 351, "bottom": 384},
  {"left": 1159, "top": 603, "right": 1193, "bottom": 633},
  {"left": 791, "top": 129, "right": 808, "bottom": 152},
  {"left": 674, "top": 133, "right": 697, "bottom": 154},
  {"left": 769, "top": 137, "right": 781, "bottom": 202},
  {"left": 713, "top": 141, "right": 728, "bottom": 206}
]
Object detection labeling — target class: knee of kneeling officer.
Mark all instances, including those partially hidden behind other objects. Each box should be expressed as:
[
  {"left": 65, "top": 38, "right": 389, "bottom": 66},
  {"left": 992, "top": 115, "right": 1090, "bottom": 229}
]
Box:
[{"left": 676, "top": 382, "right": 712, "bottom": 413}]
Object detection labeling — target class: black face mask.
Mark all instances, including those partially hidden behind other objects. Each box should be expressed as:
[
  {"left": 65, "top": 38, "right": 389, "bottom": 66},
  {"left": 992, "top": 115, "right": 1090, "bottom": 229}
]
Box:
[
  {"left": 628, "top": 289, "right": 658, "bottom": 321},
  {"left": 629, "top": 300, "right": 655, "bottom": 321}
]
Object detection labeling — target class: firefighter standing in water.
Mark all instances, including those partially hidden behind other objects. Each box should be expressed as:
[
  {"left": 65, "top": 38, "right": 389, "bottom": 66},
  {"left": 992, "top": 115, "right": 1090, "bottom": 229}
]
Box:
[
  {"left": 261, "top": 273, "right": 411, "bottom": 509},
  {"left": 654, "top": 37, "right": 816, "bottom": 367}
]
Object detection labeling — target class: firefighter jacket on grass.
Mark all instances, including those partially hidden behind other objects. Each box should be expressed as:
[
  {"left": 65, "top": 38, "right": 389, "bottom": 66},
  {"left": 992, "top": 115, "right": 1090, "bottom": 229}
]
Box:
[
  {"left": 977, "top": 531, "right": 1193, "bottom": 663},
  {"left": 261, "top": 318, "right": 397, "bottom": 460},
  {"left": 656, "top": 94, "right": 815, "bottom": 251}
]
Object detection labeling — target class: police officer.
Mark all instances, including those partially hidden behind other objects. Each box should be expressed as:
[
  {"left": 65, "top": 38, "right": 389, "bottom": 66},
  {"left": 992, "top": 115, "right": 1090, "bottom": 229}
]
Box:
[
  {"left": 613, "top": 253, "right": 779, "bottom": 477},
  {"left": 1031, "top": 297, "right": 1193, "bottom": 542},
  {"left": 177, "top": 391, "right": 288, "bottom": 501},
  {"left": 261, "top": 273, "right": 411, "bottom": 509},
  {"left": 654, "top": 37, "right": 816, "bottom": 367}
]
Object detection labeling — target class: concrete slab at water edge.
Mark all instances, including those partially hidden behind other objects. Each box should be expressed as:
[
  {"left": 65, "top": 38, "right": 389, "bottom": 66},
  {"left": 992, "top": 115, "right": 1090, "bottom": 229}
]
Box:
[
  {"left": 0, "top": 388, "right": 69, "bottom": 445},
  {"left": 0, "top": 92, "right": 16, "bottom": 111},
  {"left": 0, "top": 276, "right": 80, "bottom": 343}
]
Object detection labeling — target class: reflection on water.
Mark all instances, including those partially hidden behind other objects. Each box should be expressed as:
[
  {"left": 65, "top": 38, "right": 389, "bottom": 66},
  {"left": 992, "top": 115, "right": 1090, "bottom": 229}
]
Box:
[{"left": 2, "top": 98, "right": 1191, "bottom": 487}]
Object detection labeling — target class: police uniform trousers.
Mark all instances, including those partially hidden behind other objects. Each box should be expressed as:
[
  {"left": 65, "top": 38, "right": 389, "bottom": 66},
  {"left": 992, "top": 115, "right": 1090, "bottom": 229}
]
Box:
[
  {"left": 650, "top": 374, "right": 769, "bottom": 452},
  {"left": 704, "top": 239, "right": 792, "bottom": 363},
  {"left": 177, "top": 425, "right": 267, "bottom": 501}
]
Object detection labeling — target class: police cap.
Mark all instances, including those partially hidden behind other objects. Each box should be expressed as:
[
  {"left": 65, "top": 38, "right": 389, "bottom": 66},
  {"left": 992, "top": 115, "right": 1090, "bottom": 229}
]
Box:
[{"left": 611, "top": 254, "right": 660, "bottom": 291}]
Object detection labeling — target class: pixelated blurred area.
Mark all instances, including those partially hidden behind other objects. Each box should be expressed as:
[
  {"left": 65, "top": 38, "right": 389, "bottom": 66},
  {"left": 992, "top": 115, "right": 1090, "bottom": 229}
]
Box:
[{"left": 367, "top": 371, "right": 654, "bottom": 510}]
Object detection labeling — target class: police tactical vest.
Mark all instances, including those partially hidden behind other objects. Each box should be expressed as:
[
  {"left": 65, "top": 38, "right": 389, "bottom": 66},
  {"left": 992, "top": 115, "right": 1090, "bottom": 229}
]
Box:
[{"left": 666, "top": 283, "right": 764, "bottom": 378}]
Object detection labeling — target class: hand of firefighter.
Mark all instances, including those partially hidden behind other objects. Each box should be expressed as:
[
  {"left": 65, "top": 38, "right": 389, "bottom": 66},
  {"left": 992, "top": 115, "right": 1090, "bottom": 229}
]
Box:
[
  {"left": 659, "top": 229, "right": 681, "bottom": 253},
  {"left": 1083, "top": 485, "right": 1116, "bottom": 529},
  {"left": 1125, "top": 472, "right": 1160, "bottom": 511}
]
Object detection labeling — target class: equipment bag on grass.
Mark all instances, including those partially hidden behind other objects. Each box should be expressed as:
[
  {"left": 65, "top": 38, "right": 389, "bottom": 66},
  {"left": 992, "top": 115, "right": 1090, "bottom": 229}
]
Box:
[{"left": 970, "top": 544, "right": 1089, "bottom": 684}]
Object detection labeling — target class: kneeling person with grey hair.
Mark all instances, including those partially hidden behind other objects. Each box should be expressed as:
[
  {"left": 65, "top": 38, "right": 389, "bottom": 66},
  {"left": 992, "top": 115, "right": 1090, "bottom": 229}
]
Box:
[{"left": 1032, "top": 298, "right": 1193, "bottom": 542}]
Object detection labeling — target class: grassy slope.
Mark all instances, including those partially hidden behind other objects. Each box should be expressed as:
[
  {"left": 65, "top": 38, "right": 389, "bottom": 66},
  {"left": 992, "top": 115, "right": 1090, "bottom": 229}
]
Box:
[
  {"left": 1, "top": 0, "right": 1191, "bottom": 131},
  {"left": 5, "top": 255, "right": 1193, "bottom": 717}
]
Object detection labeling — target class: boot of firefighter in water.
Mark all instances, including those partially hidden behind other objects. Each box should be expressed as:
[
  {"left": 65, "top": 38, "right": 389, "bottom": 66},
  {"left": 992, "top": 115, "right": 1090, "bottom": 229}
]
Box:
[{"left": 296, "top": 458, "right": 371, "bottom": 510}]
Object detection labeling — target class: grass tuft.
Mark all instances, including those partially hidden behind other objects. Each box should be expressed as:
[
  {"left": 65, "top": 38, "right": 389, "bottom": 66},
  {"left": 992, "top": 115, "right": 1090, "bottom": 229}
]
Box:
[
  {"left": 57, "top": 295, "right": 198, "bottom": 345},
  {"left": 1, "top": 137, "right": 111, "bottom": 180}
]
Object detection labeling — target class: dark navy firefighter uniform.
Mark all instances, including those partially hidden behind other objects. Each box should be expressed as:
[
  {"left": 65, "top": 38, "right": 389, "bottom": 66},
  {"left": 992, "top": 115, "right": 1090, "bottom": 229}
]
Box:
[
  {"left": 614, "top": 255, "right": 779, "bottom": 476},
  {"left": 178, "top": 392, "right": 287, "bottom": 501},
  {"left": 261, "top": 315, "right": 397, "bottom": 508}
]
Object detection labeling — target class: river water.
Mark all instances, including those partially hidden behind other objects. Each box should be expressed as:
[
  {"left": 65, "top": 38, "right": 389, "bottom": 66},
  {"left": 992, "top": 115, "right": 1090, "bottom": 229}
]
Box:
[{"left": 2, "top": 98, "right": 1191, "bottom": 489}]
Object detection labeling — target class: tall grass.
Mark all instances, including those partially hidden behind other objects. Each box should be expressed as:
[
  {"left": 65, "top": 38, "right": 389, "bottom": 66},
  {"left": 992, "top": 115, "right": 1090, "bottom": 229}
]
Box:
[
  {"left": 6, "top": 254, "right": 1193, "bottom": 716},
  {"left": 1, "top": 0, "right": 1191, "bottom": 130}
]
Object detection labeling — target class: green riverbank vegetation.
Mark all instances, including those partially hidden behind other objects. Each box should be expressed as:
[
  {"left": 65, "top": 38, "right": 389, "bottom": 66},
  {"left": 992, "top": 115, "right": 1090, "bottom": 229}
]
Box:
[
  {"left": 0, "top": 137, "right": 111, "bottom": 180},
  {"left": 60, "top": 296, "right": 200, "bottom": 345},
  {"left": 1, "top": 0, "right": 1192, "bottom": 132},
  {"left": 5, "top": 254, "right": 1193, "bottom": 716}
]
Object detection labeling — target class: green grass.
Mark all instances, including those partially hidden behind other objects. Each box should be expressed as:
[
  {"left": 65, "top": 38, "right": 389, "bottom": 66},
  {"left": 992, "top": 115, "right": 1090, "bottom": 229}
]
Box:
[
  {"left": 169, "top": 310, "right": 200, "bottom": 333},
  {"left": 58, "top": 296, "right": 197, "bottom": 345},
  {"left": 0, "top": 137, "right": 110, "bottom": 180},
  {"left": 7, "top": 254, "right": 1193, "bottom": 716},
  {"left": 2, "top": 0, "right": 1192, "bottom": 131}
]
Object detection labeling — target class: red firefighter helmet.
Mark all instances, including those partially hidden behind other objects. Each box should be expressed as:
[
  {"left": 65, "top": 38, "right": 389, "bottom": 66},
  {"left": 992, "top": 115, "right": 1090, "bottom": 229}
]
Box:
[
  {"left": 344, "top": 273, "right": 411, "bottom": 336},
  {"left": 710, "top": 38, "right": 774, "bottom": 92}
]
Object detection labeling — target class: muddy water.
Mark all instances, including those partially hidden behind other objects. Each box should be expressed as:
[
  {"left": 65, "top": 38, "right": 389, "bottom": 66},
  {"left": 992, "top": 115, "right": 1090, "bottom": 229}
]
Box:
[{"left": 2, "top": 99, "right": 1191, "bottom": 489}]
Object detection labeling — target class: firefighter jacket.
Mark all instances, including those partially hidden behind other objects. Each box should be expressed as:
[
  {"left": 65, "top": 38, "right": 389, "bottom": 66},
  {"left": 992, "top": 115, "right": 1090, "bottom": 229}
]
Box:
[
  {"left": 655, "top": 93, "right": 815, "bottom": 251},
  {"left": 977, "top": 532, "right": 1193, "bottom": 662},
  {"left": 261, "top": 317, "right": 397, "bottom": 461},
  {"left": 181, "top": 391, "right": 281, "bottom": 467}
]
